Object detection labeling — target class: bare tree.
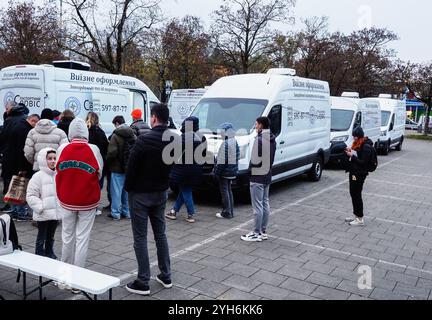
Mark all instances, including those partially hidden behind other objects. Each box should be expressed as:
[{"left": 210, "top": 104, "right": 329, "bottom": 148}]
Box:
[
  {"left": 64, "top": 0, "right": 161, "bottom": 74},
  {"left": 0, "top": 1, "right": 63, "bottom": 68},
  {"left": 211, "top": 0, "right": 295, "bottom": 74}
]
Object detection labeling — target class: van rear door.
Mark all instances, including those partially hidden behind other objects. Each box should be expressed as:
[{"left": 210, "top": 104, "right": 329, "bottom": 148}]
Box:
[{"left": 0, "top": 68, "right": 45, "bottom": 118}]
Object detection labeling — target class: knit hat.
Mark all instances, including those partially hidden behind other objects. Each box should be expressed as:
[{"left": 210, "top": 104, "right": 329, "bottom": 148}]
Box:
[
  {"left": 68, "top": 118, "right": 89, "bottom": 141},
  {"left": 41, "top": 108, "right": 54, "bottom": 120},
  {"left": 131, "top": 109, "right": 142, "bottom": 119},
  {"left": 352, "top": 126, "right": 364, "bottom": 138}
]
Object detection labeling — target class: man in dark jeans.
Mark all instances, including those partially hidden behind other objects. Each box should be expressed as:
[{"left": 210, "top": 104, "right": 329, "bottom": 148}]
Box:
[{"left": 124, "top": 104, "right": 173, "bottom": 296}]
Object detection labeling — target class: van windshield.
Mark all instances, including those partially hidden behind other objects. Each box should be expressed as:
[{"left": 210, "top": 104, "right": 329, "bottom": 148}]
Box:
[
  {"left": 331, "top": 109, "right": 354, "bottom": 132},
  {"left": 381, "top": 111, "right": 391, "bottom": 126},
  {"left": 191, "top": 98, "right": 268, "bottom": 135}
]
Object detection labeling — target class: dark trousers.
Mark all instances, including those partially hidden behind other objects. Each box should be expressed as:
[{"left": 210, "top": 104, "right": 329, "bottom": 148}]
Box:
[
  {"left": 35, "top": 220, "right": 58, "bottom": 259},
  {"left": 106, "top": 171, "right": 112, "bottom": 205},
  {"left": 349, "top": 173, "right": 366, "bottom": 218},
  {"left": 129, "top": 191, "right": 171, "bottom": 286},
  {"left": 217, "top": 177, "right": 234, "bottom": 217}
]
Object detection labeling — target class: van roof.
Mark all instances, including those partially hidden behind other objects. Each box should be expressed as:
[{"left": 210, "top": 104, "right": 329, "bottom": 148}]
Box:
[
  {"left": 330, "top": 96, "right": 360, "bottom": 111},
  {"left": 204, "top": 74, "right": 329, "bottom": 100}
]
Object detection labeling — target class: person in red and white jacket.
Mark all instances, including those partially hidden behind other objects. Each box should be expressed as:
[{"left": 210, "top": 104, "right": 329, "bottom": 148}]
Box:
[{"left": 55, "top": 118, "right": 103, "bottom": 269}]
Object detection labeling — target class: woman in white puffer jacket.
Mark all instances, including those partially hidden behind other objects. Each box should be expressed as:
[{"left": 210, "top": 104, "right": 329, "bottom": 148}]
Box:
[
  {"left": 26, "top": 147, "right": 60, "bottom": 259},
  {"left": 24, "top": 119, "right": 68, "bottom": 171}
]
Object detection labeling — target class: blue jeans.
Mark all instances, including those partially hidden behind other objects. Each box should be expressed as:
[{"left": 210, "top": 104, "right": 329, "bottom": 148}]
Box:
[
  {"left": 129, "top": 191, "right": 171, "bottom": 286},
  {"left": 11, "top": 204, "right": 27, "bottom": 217},
  {"left": 173, "top": 186, "right": 195, "bottom": 216},
  {"left": 250, "top": 182, "right": 270, "bottom": 234},
  {"left": 110, "top": 173, "right": 129, "bottom": 218}
]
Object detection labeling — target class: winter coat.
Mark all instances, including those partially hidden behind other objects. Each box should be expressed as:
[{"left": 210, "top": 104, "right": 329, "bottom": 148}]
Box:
[
  {"left": 249, "top": 130, "right": 276, "bottom": 185},
  {"left": 348, "top": 138, "right": 374, "bottom": 177},
  {"left": 0, "top": 104, "right": 32, "bottom": 180},
  {"left": 57, "top": 117, "right": 74, "bottom": 136},
  {"left": 88, "top": 125, "right": 109, "bottom": 163},
  {"left": 170, "top": 117, "right": 206, "bottom": 187},
  {"left": 130, "top": 119, "right": 151, "bottom": 137},
  {"left": 215, "top": 123, "right": 240, "bottom": 179},
  {"left": 56, "top": 118, "right": 103, "bottom": 211},
  {"left": 125, "top": 125, "right": 173, "bottom": 193},
  {"left": 24, "top": 119, "right": 69, "bottom": 171},
  {"left": 106, "top": 124, "right": 136, "bottom": 173},
  {"left": 26, "top": 148, "right": 60, "bottom": 221}
]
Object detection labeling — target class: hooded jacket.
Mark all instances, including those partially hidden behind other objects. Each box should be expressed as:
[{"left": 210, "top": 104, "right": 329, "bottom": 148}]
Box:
[
  {"left": 348, "top": 138, "right": 373, "bottom": 176},
  {"left": 88, "top": 125, "right": 109, "bottom": 163},
  {"left": 106, "top": 124, "right": 136, "bottom": 173},
  {"left": 26, "top": 148, "right": 60, "bottom": 221},
  {"left": 170, "top": 116, "right": 207, "bottom": 187},
  {"left": 0, "top": 104, "right": 32, "bottom": 180},
  {"left": 55, "top": 118, "right": 103, "bottom": 211},
  {"left": 249, "top": 130, "right": 276, "bottom": 185},
  {"left": 214, "top": 123, "right": 240, "bottom": 178},
  {"left": 24, "top": 119, "right": 69, "bottom": 171},
  {"left": 57, "top": 116, "right": 74, "bottom": 136}
]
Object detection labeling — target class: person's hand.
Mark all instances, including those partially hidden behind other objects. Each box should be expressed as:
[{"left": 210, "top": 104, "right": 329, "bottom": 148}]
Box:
[
  {"left": 345, "top": 149, "right": 353, "bottom": 157},
  {"left": 18, "top": 171, "right": 27, "bottom": 177}
]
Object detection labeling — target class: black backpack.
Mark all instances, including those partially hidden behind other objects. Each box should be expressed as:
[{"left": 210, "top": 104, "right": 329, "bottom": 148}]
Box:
[
  {"left": 122, "top": 136, "right": 137, "bottom": 172},
  {"left": 366, "top": 144, "right": 378, "bottom": 172}
]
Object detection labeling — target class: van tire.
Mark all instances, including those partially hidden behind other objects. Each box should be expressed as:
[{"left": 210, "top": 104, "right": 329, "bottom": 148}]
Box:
[
  {"left": 382, "top": 140, "right": 390, "bottom": 156},
  {"left": 395, "top": 138, "right": 403, "bottom": 151},
  {"left": 308, "top": 156, "right": 323, "bottom": 182}
]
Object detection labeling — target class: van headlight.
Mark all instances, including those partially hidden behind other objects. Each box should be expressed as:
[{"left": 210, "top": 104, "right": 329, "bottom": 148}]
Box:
[
  {"left": 331, "top": 136, "right": 349, "bottom": 143},
  {"left": 381, "top": 130, "right": 387, "bottom": 137},
  {"left": 239, "top": 144, "right": 248, "bottom": 160}
]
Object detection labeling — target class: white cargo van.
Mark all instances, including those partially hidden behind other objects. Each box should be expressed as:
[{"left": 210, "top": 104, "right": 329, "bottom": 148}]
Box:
[
  {"left": 167, "top": 88, "right": 207, "bottom": 128},
  {"left": 0, "top": 61, "right": 160, "bottom": 136},
  {"left": 330, "top": 95, "right": 381, "bottom": 162},
  {"left": 377, "top": 98, "right": 406, "bottom": 155},
  {"left": 190, "top": 68, "right": 331, "bottom": 190}
]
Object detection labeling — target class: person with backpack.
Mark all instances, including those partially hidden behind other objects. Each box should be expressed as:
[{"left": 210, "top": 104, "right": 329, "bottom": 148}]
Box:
[
  {"left": 106, "top": 116, "right": 136, "bottom": 221},
  {"left": 165, "top": 116, "right": 206, "bottom": 223},
  {"left": 344, "top": 127, "right": 376, "bottom": 227},
  {"left": 26, "top": 148, "right": 60, "bottom": 259}
]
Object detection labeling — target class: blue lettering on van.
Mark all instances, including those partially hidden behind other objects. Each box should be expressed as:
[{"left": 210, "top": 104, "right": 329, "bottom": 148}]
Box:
[{"left": 64, "top": 97, "right": 81, "bottom": 116}]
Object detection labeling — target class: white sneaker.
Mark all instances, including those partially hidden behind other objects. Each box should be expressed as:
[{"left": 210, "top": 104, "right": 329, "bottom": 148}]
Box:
[
  {"left": 241, "top": 232, "right": 262, "bottom": 242},
  {"left": 261, "top": 232, "right": 269, "bottom": 240},
  {"left": 349, "top": 218, "right": 365, "bottom": 226},
  {"left": 345, "top": 216, "right": 355, "bottom": 223},
  {"left": 96, "top": 209, "right": 102, "bottom": 216}
]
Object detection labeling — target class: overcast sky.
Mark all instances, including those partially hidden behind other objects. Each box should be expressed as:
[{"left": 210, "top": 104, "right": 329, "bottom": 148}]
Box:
[
  {"left": 162, "top": 0, "right": 430, "bottom": 64},
  {"left": 3, "top": 0, "right": 430, "bottom": 64}
]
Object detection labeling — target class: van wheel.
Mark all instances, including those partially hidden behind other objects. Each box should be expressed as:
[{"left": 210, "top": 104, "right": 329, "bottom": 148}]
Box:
[
  {"left": 395, "top": 138, "right": 403, "bottom": 151},
  {"left": 308, "top": 157, "right": 323, "bottom": 182},
  {"left": 382, "top": 140, "right": 390, "bottom": 155}
]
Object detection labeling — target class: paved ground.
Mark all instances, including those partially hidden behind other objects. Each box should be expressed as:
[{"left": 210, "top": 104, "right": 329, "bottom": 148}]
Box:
[{"left": 1, "top": 138, "right": 432, "bottom": 300}]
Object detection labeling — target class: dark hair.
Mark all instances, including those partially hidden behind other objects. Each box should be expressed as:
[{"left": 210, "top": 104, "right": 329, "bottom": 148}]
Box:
[
  {"left": 151, "top": 103, "right": 169, "bottom": 124},
  {"left": 256, "top": 116, "right": 270, "bottom": 130},
  {"left": 52, "top": 110, "right": 61, "bottom": 118},
  {"left": 352, "top": 126, "right": 364, "bottom": 138},
  {"left": 46, "top": 150, "right": 56, "bottom": 157},
  {"left": 112, "top": 115, "right": 125, "bottom": 125},
  {"left": 41, "top": 108, "right": 54, "bottom": 120}
]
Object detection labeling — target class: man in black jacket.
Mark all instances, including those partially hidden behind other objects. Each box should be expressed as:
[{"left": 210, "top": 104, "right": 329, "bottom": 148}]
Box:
[
  {"left": 124, "top": 104, "right": 173, "bottom": 296},
  {"left": 241, "top": 117, "right": 276, "bottom": 242},
  {"left": 0, "top": 102, "right": 33, "bottom": 219}
]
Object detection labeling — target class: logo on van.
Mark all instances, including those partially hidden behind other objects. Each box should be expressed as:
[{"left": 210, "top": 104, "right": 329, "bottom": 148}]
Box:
[
  {"left": 3, "top": 91, "right": 15, "bottom": 107},
  {"left": 178, "top": 105, "right": 189, "bottom": 116},
  {"left": 64, "top": 97, "right": 81, "bottom": 116}
]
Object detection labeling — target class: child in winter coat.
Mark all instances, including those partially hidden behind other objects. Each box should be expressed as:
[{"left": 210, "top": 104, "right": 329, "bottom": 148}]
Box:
[{"left": 26, "top": 147, "right": 60, "bottom": 259}]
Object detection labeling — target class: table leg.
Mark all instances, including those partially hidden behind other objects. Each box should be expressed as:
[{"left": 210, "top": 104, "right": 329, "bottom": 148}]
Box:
[
  {"left": 39, "top": 276, "right": 43, "bottom": 300},
  {"left": 22, "top": 272, "right": 27, "bottom": 300},
  {"left": 109, "top": 289, "right": 112, "bottom": 300},
  {"left": 94, "top": 294, "right": 97, "bottom": 301}
]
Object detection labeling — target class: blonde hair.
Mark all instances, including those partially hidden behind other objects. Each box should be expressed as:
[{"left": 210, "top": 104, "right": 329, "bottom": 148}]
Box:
[{"left": 85, "top": 112, "right": 99, "bottom": 128}]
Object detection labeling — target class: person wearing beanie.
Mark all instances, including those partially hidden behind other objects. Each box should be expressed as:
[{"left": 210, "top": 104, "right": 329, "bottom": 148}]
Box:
[
  {"left": 214, "top": 122, "right": 240, "bottom": 220},
  {"left": 130, "top": 108, "right": 151, "bottom": 137},
  {"left": 344, "top": 126, "right": 374, "bottom": 226},
  {"left": 55, "top": 118, "right": 103, "bottom": 274},
  {"left": 40, "top": 108, "right": 54, "bottom": 121}
]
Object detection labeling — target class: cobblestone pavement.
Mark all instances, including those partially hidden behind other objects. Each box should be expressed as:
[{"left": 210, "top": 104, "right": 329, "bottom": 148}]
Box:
[{"left": 1, "top": 138, "right": 432, "bottom": 300}]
